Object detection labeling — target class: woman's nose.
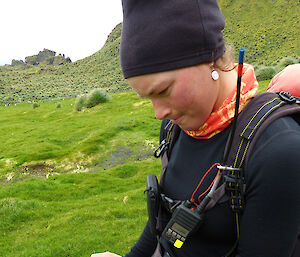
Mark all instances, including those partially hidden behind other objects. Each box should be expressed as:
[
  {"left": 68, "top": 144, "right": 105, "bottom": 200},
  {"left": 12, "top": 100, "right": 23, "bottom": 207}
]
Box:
[{"left": 151, "top": 99, "right": 171, "bottom": 120}]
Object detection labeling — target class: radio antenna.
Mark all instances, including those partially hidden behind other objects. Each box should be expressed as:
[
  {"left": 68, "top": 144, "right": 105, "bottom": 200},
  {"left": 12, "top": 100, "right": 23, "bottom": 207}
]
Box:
[{"left": 223, "top": 48, "right": 245, "bottom": 164}]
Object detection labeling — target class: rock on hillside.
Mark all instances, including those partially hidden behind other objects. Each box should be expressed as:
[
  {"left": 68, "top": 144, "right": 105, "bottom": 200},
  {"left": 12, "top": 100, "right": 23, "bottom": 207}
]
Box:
[{"left": 11, "top": 49, "right": 71, "bottom": 66}]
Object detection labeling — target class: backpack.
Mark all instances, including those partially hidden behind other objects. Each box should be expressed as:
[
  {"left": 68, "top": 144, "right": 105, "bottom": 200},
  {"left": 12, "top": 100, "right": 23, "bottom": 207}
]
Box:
[{"left": 153, "top": 91, "right": 300, "bottom": 257}]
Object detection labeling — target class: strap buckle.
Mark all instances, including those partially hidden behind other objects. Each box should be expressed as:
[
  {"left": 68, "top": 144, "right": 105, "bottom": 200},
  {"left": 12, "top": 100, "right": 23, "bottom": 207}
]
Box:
[
  {"left": 154, "top": 139, "right": 170, "bottom": 158},
  {"left": 161, "top": 194, "right": 182, "bottom": 213},
  {"left": 217, "top": 165, "right": 242, "bottom": 172},
  {"left": 230, "top": 195, "right": 245, "bottom": 213},
  {"left": 279, "top": 91, "right": 296, "bottom": 104},
  {"left": 218, "top": 165, "right": 245, "bottom": 213}
]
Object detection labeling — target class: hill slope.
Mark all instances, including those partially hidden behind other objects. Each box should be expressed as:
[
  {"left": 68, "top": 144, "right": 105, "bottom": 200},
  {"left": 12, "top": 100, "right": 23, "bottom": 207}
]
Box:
[
  {"left": 220, "top": 0, "right": 299, "bottom": 63},
  {"left": 0, "top": 0, "right": 299, "bottom": 104}
]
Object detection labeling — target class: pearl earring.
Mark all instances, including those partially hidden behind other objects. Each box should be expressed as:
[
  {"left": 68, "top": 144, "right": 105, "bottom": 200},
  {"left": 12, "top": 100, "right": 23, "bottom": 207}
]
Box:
[{"left": 211, "top": 69, "right": 219, "bottom": 81}]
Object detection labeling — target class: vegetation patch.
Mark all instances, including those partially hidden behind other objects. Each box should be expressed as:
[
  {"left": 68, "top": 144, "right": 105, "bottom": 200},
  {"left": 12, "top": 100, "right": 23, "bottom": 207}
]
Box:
[
  {"left": 0, "top": 159, "right": 161, "bottom": 257},
  {"left": 0, "top": 91, "right": 159, "bottom": 182},
  {"left": 75, "top": 89, "right": 110, "bottom": 111},
  {"left": 255, "top": 66, "right": 277, "bottom": 81}
]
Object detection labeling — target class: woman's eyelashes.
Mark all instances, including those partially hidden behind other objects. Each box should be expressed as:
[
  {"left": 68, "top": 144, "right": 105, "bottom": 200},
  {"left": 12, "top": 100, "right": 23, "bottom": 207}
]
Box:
[
  {"left": 159, "top": 83, "right": 173, "bottom": 96},
  {"left": 158, "top": 87, "right": 169, "bottom": 96}
]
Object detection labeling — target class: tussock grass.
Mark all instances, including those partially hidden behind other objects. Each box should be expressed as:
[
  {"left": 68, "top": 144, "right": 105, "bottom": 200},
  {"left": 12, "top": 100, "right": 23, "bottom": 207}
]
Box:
[
  {"left": 255, "top": 66, "right": 276, "bottom": 81},
  {"left": 75, "top": 89, "right": 110, "bottom": 111}
]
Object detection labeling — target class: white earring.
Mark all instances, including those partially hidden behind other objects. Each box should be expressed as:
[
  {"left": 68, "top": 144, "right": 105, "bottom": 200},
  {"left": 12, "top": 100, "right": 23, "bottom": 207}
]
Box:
[{"left": 211, "top": 69, "right": 219, "bottom": 81}]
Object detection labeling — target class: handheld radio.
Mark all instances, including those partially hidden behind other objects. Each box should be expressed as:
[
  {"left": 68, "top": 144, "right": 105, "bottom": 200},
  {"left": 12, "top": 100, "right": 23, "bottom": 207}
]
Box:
[
  {"left": 162, "top": 172, "right": 222, "bottom": 248},
  {"left": 161, "top": 201, "right": 204, "bottom": 248},
  {"left": 145, "top": 174, "right": 160, "bottom": 236}
]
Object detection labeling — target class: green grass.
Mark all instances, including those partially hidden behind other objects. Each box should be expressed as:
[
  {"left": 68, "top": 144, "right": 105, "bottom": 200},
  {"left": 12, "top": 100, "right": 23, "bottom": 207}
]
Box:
[
  {"left": 220, "top": 0, "right": 299, "bottom": 65},
  {"left": 258, "top": 79, "right": 271, "bottom": 93},
  {"left": 0, "top": 160, "right": 161, "bottom": 257},
  {"left": 0, "top": 91, "right": 160, "bottom": 180},
  {"left": 0, "top": 91, "right": 162, "bottom": 256}
]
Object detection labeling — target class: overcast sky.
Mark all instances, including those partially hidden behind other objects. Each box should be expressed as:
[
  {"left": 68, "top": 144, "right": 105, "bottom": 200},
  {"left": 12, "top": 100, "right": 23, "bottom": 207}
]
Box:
[{"left": 0, "top": 0, "right": 123, "bottom": 65}]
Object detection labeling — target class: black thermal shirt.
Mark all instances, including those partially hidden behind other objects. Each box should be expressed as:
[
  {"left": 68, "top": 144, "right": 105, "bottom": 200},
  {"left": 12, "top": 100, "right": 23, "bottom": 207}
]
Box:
[{"left": 124, "top": 116, "right": 300, "bottom": 257}]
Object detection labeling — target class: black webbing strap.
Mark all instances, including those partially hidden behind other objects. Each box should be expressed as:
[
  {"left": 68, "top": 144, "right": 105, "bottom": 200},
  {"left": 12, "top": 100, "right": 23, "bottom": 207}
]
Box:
[
  {"left": 243, "top": 93, "right": 300, "bottom": 170},
  {"left": 222, "top": 167, "right": 244, "bottom": 213},
  {"left": 166, "top": 123, "right": 181, "bottom": 159},
  {"left": 156, "top": 120, "right": 181, "bottom": 187},
  {"left": 227, "top": 93, "right": 299, "bottom": 210},
  {"left": 233, "top": 97, "right": 285, "bottom": 168},
  {"left": 153, "top": 120, "right": 182, "bottom": 257},
  {"left": 227, "top": 92, "right": 300, "bottom": 170},
  {"left": 223, "top": 91, "right": 300, "bottom": 257}
]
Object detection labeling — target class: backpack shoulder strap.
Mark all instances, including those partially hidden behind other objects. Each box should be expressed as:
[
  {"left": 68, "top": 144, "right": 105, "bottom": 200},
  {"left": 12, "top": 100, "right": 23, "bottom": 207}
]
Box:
[
  {"left": 227, "top": 91, "right": 300, "bottom": 170},
  {"left": 221, "top": 91, "right": 300, "bottom": 256},
  {"left": 154, "top": 119, "right": 181, "bottom": 186},
  {"left": 244, "top": 93, "right": 300, "bottom": 169}
]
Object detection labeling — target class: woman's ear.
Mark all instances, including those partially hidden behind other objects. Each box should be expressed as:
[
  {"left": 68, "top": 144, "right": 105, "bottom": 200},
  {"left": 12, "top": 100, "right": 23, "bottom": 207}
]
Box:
[{"left": 209, "top": 62, "right": 215, "bottom": 68}]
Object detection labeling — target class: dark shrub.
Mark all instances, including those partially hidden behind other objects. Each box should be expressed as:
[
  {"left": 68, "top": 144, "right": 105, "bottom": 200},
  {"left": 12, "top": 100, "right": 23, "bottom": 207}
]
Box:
[
  {"left": 277, "top": 57, "right": 297, "bottom": 69},
  {"left": 32, "top": 102, "right": 40, "bottom": 109},
  {"left": 85, "top": 89, "right": 109, "bottom": 108},
  {"left": 255, "top": 66, "right": 276, "bottom": 81},
  {"left": 74, "top": 95, "right": 87, "bottom": 111}
]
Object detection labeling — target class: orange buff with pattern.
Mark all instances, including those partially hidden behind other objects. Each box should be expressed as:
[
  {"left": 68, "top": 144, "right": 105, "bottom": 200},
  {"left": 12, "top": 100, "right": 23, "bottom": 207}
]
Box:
[{"left": 185, "top": 64, "right": 259, "bottom": 139}]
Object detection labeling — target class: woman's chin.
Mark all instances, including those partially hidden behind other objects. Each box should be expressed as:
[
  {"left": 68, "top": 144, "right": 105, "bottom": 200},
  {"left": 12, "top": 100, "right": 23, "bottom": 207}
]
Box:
[
  {"left": 179, "top": 123, "right": 201, "bottom": 131},
  {"left": 172, "top": 117, "right": 202, "bottom": 131}
]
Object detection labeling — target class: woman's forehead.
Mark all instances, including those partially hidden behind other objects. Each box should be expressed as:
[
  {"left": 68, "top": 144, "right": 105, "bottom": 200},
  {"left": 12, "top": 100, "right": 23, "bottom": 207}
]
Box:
[
  {"left": 128, "top": 70, "right": 175, "bottom": 97},
  {"left": 129, "top": 69, "right": 174, "bottom": 86}
]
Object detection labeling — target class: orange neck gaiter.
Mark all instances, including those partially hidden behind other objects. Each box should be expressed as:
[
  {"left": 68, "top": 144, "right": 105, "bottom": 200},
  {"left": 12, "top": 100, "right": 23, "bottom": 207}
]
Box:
[{"left": 185, "top": 64, "right": 259, "bottom": 139}]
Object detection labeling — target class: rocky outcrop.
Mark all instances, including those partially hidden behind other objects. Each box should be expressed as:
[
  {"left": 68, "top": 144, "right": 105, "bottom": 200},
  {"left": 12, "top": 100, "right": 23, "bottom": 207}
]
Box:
[
  {"left": 11, "top": 59, "right": 25, "bottom": 67},
  {"left": 11, "top": 49, "right": 72, "bottom": 66}
]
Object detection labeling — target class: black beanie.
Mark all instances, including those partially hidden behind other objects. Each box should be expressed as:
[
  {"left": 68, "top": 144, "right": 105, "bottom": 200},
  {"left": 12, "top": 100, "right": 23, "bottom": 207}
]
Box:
[{"left": 120, "top": 0, "right": 226, "bottom": 79}]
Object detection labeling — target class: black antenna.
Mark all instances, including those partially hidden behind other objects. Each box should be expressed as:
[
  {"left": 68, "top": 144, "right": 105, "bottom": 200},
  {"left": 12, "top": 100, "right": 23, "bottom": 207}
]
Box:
[{"left": 223, "top": 48, "right": 245, "bottom": 164}]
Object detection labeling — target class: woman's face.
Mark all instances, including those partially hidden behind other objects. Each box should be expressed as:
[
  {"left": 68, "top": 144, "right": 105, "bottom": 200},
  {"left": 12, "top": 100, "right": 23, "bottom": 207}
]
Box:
[{"left": 128, "top": 64, "right": 220, "bottom": 130}]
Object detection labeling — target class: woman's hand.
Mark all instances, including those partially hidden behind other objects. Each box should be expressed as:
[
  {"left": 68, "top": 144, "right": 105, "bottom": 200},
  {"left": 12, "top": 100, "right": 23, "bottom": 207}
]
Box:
[{"left": 91, "top": 252, "right": 121, "bottom": 257}]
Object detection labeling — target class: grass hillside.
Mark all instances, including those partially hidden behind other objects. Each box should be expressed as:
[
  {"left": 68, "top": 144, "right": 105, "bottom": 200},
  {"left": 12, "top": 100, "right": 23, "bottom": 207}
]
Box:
[
  {"left": 1, "top": 0, "right": 299, "bottom": 105},
  {"left": 0, "top": 91, "right": 161, "bottom": 256},
  {"left": 0, "top": 23, "right": 127, "bottom": 105},
  {"left": 220, "top": 0, "right": 299, "bottom": 64},
  {"left": 0, "top": 91, "right": 160, "bottom": 181}
]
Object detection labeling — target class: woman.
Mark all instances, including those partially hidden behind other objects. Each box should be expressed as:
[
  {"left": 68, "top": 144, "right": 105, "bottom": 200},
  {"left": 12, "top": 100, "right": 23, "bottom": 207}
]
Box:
[{"left": 92, "top": 0, "right": 300, "bottom": 256}]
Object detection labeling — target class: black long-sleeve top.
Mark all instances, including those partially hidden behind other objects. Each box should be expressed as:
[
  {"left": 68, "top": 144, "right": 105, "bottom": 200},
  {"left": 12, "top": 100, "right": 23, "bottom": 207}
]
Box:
[{"left": 124, "top": 115, "right": 300, "bottom": 257}]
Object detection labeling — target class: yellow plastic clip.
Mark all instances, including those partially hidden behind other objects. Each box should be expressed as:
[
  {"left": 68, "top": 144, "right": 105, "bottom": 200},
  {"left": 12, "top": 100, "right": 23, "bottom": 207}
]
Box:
[{"left": 174, "top": 239, "right": 184, "bottom": 248}]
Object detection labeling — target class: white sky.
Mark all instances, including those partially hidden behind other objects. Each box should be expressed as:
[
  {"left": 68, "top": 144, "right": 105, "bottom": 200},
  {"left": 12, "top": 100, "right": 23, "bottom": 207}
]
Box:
[{"left": 0, "top": 0, "right": 123, "bottom": 65}]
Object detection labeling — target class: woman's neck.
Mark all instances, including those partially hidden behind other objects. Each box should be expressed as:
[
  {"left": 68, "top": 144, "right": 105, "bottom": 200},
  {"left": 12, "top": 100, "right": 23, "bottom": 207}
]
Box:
[{"left": 213, "top": 67, "right": 238, "bottom": 110}]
